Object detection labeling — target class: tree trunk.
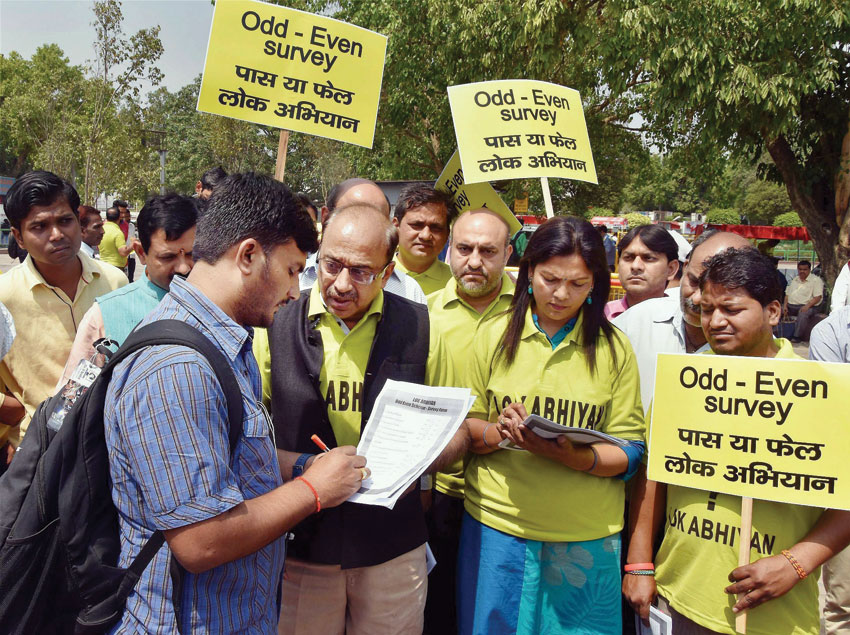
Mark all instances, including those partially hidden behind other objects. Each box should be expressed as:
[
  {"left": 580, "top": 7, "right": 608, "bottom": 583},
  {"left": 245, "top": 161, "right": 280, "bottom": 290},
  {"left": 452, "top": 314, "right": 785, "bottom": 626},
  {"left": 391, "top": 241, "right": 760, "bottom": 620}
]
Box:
[{"left": 767, "top": 135, "right": 848, "bottom": 288}]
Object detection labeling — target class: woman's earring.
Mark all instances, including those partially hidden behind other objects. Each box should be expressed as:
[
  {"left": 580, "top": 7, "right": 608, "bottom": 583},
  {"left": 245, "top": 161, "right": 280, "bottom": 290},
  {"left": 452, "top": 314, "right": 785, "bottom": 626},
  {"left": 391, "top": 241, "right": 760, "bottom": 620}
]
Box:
[
  {"left": 586, "top": 290, "right": 593, "bottom": 305},
  {"left": 527, "top": 284, "right": 533, "bottom": 295}
]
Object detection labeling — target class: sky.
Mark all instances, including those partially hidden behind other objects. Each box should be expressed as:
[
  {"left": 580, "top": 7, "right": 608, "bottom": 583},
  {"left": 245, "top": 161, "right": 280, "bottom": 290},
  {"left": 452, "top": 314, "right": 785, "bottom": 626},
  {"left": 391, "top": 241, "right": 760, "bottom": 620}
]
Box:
[{"left": 0, "top": 0, "right": 216, "bottom": 98}]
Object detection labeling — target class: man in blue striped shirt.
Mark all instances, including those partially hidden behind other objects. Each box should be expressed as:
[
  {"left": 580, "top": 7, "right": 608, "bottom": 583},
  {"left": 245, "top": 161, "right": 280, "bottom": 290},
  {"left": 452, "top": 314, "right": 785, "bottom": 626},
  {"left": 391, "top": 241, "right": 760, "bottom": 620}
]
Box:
[{"left": 104, "top": 173, "right": 369, "bottom": 633}]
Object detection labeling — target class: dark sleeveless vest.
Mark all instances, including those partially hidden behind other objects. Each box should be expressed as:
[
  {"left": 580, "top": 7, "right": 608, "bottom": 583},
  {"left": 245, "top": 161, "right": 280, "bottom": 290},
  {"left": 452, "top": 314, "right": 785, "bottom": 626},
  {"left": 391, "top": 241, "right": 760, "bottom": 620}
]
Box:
[{"left": 269, "top": 290, "right": 430, "bottom": 568}]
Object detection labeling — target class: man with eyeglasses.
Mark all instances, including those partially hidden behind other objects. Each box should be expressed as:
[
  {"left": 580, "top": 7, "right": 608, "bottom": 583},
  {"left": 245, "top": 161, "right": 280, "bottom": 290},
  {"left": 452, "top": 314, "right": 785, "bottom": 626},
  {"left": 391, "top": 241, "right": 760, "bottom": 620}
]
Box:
[{"left": 256, "top": 205, "right": 468, "bottom": 634}]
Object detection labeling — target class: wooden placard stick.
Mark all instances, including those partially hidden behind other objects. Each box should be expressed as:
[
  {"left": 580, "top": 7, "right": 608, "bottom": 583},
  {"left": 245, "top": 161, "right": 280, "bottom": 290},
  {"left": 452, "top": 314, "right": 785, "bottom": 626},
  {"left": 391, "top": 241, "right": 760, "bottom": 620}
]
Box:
[
  {"left": 735, "top": 496, "right": 754, "bottom": 634},
  {"left": 274, "top": 130, "right": 290, "bottom": 182},
  {"left": 541, "top": 177, "right": 554, "bottom": 219}
]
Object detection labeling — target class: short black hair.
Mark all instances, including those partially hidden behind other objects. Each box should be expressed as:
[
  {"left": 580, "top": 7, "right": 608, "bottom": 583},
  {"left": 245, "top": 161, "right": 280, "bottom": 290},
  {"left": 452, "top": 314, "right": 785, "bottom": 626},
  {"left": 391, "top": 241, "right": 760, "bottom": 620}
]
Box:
[
  {"left": 193, "top": 172, "right": 318, "bottom": 264},
  {"left": 136, "top": 194, "right": 199, "bottom": 253},
  {"left": 5, "top": 170, "right": 80, "bottom": 230},
  {"left": 78, "top": 205, "right": 101, "bottom": 229},
  {"left": 394, "top": 183, "right": 455, "bottom": 225},
  {"left": 106, "top": 208, "right": 120, "bottom": 222},
  {"left": 798, "top": 260, "right": 812, "bottom": 269},
  {"left": 112, "top": 199, "right": 128, "bottom": 209},
  {"left": 699, "top": 248, "right": 781, "bottom": 307},
  {"left": 325, "top": 178, "right": 390, "bottom": 213},
  {"left": 597, "top": 225, "right": 608, "bottom": 234},
  {"left": 617, "top": 224, "right": 678, "bottom": 262},
  {"left": 200, "top": 167, "right": 227, "bottom": 191}
]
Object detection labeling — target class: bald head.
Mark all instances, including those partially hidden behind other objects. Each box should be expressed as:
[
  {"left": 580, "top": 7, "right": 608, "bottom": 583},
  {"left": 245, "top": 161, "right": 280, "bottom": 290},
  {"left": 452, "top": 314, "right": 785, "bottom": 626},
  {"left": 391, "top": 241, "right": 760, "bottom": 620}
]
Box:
[
  {"left": 323, "top": 205, "right": 398, "bottom": 263},
  {"left": 323, "top": 178, "right": 390, "bottom": 223},
  {"left": 453, "top": 209, "right": 510, "bottom": 245},
  {"left": 681, "top": 231, "right": 756, "bottom": 326}
]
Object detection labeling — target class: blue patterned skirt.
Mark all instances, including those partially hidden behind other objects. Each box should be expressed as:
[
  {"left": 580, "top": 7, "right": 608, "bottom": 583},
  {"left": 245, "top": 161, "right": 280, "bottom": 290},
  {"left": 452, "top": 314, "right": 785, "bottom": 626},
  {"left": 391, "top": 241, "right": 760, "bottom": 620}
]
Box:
[{"left": 457, "top": 513, "right": 622, "bottom": 635}]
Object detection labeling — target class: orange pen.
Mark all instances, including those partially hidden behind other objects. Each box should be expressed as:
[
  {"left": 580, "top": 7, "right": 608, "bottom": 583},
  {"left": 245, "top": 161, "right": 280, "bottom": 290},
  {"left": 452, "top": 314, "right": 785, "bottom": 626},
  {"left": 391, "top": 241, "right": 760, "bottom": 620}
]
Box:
[{"left": 311, "top": 434, "right": 331, "bottom": 453}]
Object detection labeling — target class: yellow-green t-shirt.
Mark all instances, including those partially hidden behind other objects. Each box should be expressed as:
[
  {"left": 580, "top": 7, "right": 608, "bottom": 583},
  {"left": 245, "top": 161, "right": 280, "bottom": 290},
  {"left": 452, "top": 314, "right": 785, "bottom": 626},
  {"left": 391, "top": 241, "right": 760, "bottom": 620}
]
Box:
[
  {"left": 427, "top": 274, "right": 515, "bottom": 498},
  {"left": 655, "top": 338, "right": 823, "bottom": 635},
  {"left": 394, "top": 256, "right": 452, "bottom": 296},
  {"left": 464, "top": 309, "right": 645, "bottom": 542},
  {"left": 98, "top": 221, "right": 127, "bottom": 268},
  {"left": 254, "top": 285, "right": 455, "bottom": 447}
]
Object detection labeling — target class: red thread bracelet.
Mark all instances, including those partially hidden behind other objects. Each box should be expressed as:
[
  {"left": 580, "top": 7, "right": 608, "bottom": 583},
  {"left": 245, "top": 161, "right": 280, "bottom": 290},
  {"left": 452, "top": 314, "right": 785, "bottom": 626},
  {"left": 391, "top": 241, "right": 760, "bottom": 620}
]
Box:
[
  {"left": 781, "top": 549, "right": 808, "bottom": 580},
  {"left": 624, "top": 563, "right": 655, "bottom": 572},
  {"left": 295, "top": 476, "right": 321, "bottom": 513}
]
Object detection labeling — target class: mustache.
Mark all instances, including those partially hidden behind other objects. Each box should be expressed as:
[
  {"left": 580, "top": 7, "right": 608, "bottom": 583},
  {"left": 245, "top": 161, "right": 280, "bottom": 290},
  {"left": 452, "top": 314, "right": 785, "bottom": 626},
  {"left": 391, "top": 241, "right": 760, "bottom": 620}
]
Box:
[{"left": 327, "top": 288, "right": 357, "bottom": 301}]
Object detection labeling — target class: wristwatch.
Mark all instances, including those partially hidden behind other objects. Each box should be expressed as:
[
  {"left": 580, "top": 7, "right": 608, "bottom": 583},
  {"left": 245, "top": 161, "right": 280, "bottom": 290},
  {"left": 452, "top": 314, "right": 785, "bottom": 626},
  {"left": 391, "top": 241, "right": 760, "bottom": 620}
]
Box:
[{"left": 292, "top": 453, "right": 314, "bottom": 480}]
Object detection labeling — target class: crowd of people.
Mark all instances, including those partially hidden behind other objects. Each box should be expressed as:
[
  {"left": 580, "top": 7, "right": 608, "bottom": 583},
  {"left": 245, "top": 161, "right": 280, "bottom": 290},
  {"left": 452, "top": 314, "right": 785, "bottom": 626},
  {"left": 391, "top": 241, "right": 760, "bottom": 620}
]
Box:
[{"left": 0, "top": 166, "right": 849, "bottom": 635}]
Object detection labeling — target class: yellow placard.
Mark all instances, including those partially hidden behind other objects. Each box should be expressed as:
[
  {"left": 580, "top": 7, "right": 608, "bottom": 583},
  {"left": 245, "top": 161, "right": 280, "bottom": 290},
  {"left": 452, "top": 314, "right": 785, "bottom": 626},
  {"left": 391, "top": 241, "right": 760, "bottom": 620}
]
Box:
[
  {"left": 197, "top": 0, "right": 387, "bottom": 148},
  {"left": 447, "top": 80, "right": 597, "bottom": 185},
  {"left": 514, "top": 196, "right": 529, "bottom": 214},
  {"left": 648, "top": 353, "right": 850, "bottom": 510},
  {"left": 435, "top": 150, "right": 522, "bottom": 236}
]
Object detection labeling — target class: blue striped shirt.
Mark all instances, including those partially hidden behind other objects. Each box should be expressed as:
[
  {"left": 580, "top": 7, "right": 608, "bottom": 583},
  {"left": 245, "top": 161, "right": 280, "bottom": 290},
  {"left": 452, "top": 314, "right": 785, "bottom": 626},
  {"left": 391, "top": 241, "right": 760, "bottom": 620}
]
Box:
[{"left": 104, "top": 276, "right": 285, "bottom": 633}]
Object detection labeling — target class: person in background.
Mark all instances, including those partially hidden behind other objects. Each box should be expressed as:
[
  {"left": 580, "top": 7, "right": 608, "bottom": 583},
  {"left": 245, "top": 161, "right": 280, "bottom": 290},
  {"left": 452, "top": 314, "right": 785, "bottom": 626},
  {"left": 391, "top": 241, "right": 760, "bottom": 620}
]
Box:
[
  {"left": 298, "top": 178, "right": 426, "bottom": 304},
  {"left": 626, "top": 247, "right": 850, "bottom": 635},
  {"left": 0, "top": 301, "right": 15, "bottom": 476},
  {"left": 392, "top": 183, "right": 456, "bottom": 295},
  {"left": 58, "top": 194, "right": 198, "bottom": 386},
  {"left": 783, "top": 259, "right": 824, "bottom": 343},
  {"left": 605, "top": 224, "right": 680, "bottom": 319},
  {"left": 77, "top": 206, "right": 104, "bottom": 259},
  {"left": 295, "top": 192, "right": 319, "bottom": 225},
  {"left": 808, "top": 306, "right": 850, "bottom": 634},
  {"left": 598, "top": 224, "right": 617, "bottom": 272},
  {"left": 459, "top": 216, "right": 645, "bottom": 634},
  {"left": 829, "top": 259, "right": 850, "bottom": 313},
  {"left": 99, "top": 207, "right": 135, "bottom": 271},
  {"left": 118, "top": 204, "right": 138, "bottom": 281},
  {"left": 425, "top": 208, "right": 515, "bottom": 634},
  {"left": 0, "top": 170, "right": 126, "bottom": 461},
  {"left": 195, "top": 166, "right": 227, "bottom": 200}
]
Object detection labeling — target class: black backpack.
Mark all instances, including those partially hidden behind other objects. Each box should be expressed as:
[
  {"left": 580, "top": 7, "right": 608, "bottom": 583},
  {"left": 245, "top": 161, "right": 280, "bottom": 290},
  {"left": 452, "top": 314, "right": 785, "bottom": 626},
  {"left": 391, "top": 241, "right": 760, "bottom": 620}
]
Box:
[{"left": 0, "top": 319, "right": 244, "bottom": 634}]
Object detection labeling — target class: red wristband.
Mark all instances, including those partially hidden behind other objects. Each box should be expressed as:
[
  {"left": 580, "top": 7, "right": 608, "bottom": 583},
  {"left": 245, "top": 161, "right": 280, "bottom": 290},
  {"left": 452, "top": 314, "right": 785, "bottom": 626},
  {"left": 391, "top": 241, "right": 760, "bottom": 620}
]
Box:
[
  {"left": 295, "top": 476, "right": 321, "bottom": 513},
  {"left": 624, "top": 562, "right": 655, "bottom": 572}
]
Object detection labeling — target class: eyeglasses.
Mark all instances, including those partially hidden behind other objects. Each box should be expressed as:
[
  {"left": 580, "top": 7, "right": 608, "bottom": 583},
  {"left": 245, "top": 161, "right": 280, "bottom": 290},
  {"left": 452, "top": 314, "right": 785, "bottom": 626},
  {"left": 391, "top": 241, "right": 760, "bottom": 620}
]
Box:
[{"left": 319, "top": 257, "right": 389, "bottom": 285}]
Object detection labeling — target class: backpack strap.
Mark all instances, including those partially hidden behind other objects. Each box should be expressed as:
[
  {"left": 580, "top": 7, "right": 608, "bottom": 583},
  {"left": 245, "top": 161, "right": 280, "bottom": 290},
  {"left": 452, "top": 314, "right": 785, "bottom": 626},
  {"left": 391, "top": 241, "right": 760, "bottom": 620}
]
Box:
[{"left": 106, "top": 319, "right": 246, "bottom": 629}]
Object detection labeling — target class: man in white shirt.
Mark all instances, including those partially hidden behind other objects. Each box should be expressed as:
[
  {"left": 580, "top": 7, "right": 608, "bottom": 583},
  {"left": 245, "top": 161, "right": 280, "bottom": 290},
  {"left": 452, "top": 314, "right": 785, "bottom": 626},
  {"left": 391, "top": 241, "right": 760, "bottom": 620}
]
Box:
[
  {"left": 830, "top": 260, "right": 850, "bottom": 314},
  {"left": 78, "top": 206, "right": 104, "bottom": 259},
  {"left": 614, "top": 230, "right": 751, "bottom": 414},
  {"left": 783, "top": 260, "right": 824, "bottom": 342}
]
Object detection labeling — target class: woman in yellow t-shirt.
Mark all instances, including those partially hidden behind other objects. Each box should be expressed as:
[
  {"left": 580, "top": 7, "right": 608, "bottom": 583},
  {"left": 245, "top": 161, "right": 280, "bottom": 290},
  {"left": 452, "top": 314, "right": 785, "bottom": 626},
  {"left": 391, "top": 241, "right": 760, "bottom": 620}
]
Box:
[{"left": 458, "top": 216, "right": 646, "bottom": 635}]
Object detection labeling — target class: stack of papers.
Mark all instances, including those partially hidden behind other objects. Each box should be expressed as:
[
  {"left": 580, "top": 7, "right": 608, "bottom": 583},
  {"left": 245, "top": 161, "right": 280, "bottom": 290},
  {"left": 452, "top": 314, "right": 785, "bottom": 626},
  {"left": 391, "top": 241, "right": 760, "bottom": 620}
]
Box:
[
  {"left": 499, "top": 413, "right": 629, "bottom": 450},
  {"left": 349, "top": 380, "right": 475, "bottom": 509}
]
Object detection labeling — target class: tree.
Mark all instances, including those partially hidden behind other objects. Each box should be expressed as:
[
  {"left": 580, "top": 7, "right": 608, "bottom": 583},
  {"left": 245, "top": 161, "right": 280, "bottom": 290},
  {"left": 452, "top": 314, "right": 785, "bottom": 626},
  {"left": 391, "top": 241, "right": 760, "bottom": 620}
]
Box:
[
  {"left": 624, "top": 212, "right": 651, "bottom": 228},
  {"left": 774, "top": 212, "right": 803, "bottom": 228},
  {"left": 0, "top": 46, "right": 89, "bottom": 178},
  {"left": 739, "top": 180, "right": 793, "bottom": 225},
  {"left": 301, "top": 0, "right": 646, "bottom": 215},
  {"left": 706, "top": 208, "right": 741, "bottom": 225},
  {"left": 84, "top": 0, "right": 163, "bottom": 203},
  {"left": 599, "top": 0, "right": 850, "bottom": 283}
]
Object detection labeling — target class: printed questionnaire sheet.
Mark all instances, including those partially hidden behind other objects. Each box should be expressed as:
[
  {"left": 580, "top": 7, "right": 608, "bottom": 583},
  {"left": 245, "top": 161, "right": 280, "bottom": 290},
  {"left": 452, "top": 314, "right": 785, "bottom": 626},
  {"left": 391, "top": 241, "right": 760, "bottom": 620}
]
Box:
[{"left": 349, "top": 380, "right": 474, "bottom": 509}]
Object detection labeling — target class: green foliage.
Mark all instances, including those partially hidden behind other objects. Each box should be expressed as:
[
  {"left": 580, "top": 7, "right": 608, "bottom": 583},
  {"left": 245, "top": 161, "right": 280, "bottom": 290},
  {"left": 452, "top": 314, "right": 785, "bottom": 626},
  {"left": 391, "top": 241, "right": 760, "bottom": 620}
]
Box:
[
  {"left": 773, "top": 212, "right": 803, "bottom": 227},
  {"left": 739, "top": 179, "right": 792, "bottom": 225},
  {"left": 624, "top": 212, "right": 651, "bottom": 228},
  {"left": 706, "top": 208, "right": 741, "bottom": 225}
]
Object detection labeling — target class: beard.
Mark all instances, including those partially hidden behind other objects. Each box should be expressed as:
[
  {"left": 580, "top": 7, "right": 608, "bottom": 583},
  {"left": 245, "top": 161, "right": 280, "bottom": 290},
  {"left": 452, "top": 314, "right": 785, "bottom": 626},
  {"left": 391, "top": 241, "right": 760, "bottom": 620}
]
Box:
[
  {"left": 455, "top": 268, "right": 500, "bottom": 298},
  {"left": 234, "top": 259, "right": 278, "bottom": 328}
]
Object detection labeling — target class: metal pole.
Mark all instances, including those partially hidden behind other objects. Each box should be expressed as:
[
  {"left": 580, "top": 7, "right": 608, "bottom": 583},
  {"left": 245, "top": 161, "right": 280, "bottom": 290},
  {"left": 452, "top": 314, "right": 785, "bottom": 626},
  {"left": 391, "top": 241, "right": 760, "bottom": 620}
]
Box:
[{"left": 159, "top": 150, "right": 166, "bottom": 195}]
